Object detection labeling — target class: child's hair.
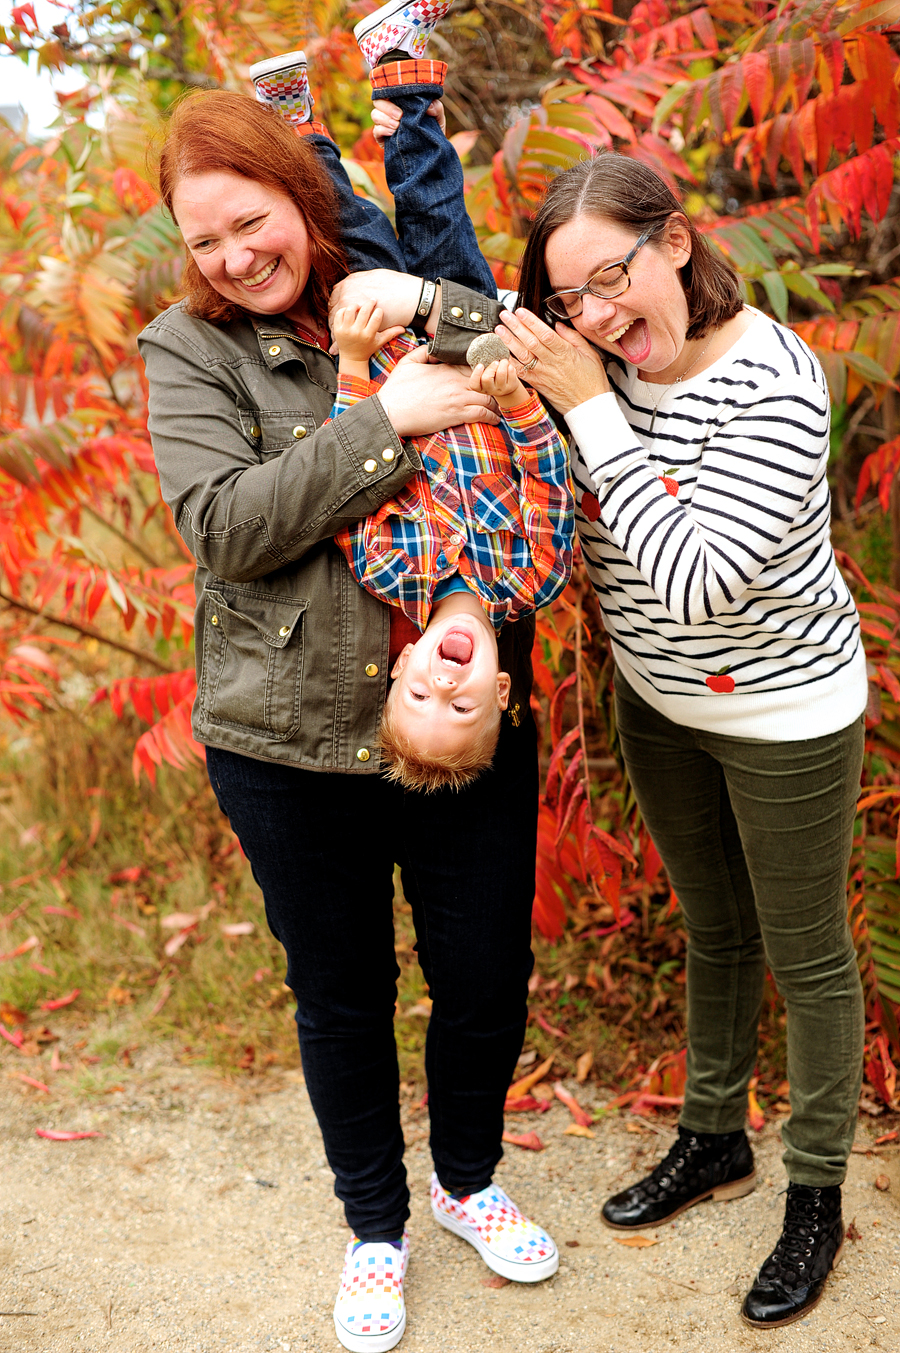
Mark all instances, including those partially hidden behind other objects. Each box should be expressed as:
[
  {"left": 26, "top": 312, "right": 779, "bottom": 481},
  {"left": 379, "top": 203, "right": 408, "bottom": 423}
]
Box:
[
  {"left": 154, "top": 89, "right": 347, "bottom": 326},
  {"left": 379, "top": 695, "right": 501, "bottom": 793}
]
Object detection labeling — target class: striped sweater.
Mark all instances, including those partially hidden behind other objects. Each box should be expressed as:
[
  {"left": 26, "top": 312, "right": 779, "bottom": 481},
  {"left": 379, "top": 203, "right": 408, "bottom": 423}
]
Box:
[{"left": 565, "top": 309, "right": 867, "bottom": 740}]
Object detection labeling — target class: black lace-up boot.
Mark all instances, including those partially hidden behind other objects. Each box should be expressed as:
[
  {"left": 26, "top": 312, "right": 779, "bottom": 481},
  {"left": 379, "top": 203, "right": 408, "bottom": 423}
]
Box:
[
  {"left": 741, "top": 1183, "right": 843, "bottom": 1328},
  {"left": 601, "top": 1124, "right": 755, "bottom": 1230}
]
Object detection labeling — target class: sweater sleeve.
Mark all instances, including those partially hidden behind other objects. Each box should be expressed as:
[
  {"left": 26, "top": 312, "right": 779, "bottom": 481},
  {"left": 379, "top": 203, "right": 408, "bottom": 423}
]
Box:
[{"left": 565, "top": 366, "right": 830, "bottom": 627}]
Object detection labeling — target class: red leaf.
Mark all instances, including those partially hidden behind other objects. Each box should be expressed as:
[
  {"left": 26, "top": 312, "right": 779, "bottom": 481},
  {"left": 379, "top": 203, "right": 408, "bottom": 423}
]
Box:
[
  {"left": 501, "top": 1129, "right": 545, "bottom": 1151},
  {"left": 553, "top": 1082, "right": 593, "bottom": 1127},
  {"left": 40, "top": 989, "right": 80, "bottom": 1010},
  {"left": 36, "top": 1129, "right": 103, "bottom": 1140}
]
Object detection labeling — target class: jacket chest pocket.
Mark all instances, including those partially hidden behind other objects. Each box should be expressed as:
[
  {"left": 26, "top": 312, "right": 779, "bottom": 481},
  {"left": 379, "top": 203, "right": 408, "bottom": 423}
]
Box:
[
  {"left": 239, "top": 409, "right": 317, "bottom": 459},
  {"left": 201, "top": 586, "right": 307, "bottom": 740}
]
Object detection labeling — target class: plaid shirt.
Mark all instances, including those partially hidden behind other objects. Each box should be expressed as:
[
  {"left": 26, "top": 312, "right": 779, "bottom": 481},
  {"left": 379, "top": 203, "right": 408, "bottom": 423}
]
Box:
[{"left": 332, "top": 332, "right": 574, "bottom": 633}]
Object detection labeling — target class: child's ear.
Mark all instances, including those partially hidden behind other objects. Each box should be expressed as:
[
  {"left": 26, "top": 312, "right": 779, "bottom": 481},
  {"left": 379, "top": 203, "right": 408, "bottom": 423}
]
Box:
[
  {"left": 497, "top": 671, "right": 511, "bottom": 710},
  {"left": 390, "top": 643, "right": 415, "bottom": 679}
]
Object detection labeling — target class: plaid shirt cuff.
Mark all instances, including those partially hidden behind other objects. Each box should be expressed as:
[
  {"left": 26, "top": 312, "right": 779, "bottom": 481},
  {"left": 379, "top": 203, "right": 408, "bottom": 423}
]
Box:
[
  {"left": 337, "top": 373, "right": 375, "bottom": 405},
  {"left": 501, "top": 392, "right": 551, "bottom": 429}
]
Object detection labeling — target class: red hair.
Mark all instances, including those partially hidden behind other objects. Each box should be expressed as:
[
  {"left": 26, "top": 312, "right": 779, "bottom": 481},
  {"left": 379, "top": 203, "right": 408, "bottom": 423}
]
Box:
[{"left": 154, "top": 89, "right": 347, "bottom": 326}]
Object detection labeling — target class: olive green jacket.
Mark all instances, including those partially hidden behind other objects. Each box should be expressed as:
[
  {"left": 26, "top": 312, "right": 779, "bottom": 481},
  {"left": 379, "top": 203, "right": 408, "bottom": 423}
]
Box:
[{"left": 137, "top": 281, "right": 528, "bottom": 772}]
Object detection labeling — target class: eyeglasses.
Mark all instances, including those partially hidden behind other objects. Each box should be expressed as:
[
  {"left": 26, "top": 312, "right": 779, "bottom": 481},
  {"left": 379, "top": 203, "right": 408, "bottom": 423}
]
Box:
[{"left": 544, "top": 227, "right": 656, "bottom": 320}]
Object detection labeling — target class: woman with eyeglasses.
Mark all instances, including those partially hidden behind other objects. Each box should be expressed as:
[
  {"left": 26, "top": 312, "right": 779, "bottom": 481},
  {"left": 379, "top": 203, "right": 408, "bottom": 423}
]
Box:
[{"left": 331, "top": 150, "right": 867, "bottom": 1331}]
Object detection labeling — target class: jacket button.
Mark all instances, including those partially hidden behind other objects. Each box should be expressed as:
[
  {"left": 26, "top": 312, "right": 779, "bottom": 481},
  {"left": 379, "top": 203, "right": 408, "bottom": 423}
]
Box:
[
  {"left": 469, "top": 311, "right": 482, "bottom": 322},
  {"left": 292, "top": 425, "right": 307, "bottom": 439},
  {"left": 365, "top": 663, "right": 379, "bottom": 677},
  {"left": 269, "top": 345, "right": 281, "bottom": 356},
  {"left": 211, "top": 615, "right": 219, "bottom": 625},
  {"left": 356, "top": 748, "right": 371, "bottom": 762},
  {"left": 450, "top": 307, "right": 463, "bottom": 318},
  {"left": 250, "top": 424, "right": 261, "bottom": 438},
  {"left": 363, "top": 459, "right": 377, "bottom": 473},
  {"left": 278, "top": 625, "right": 291, "bottom": 637},
  {"left": 382, "top": 448, "right": 395, "bottom": 462}
]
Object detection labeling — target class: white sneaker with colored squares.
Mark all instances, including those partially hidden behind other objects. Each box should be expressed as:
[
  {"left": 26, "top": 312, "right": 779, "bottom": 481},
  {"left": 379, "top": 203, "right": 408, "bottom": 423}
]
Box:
[
  {"left": 333, "top": 1232, "right": 409, "bottom": 1353},
  {"left": 353, "top": 0, "right": 454, "bottom": 69},
  {"left": 430, "top": 1174, "right": 559, "bottom": 1282}
]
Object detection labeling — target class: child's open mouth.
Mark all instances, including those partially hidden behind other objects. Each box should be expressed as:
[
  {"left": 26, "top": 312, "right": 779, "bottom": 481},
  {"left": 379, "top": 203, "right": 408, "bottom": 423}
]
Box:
[{"left": 438, "top": 631, "right": 473, "bottom": 667}]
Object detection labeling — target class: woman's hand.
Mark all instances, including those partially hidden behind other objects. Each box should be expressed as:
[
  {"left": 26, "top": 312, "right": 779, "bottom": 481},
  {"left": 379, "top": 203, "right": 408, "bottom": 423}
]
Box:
[
  {"left": 329, "top": 270, "right": 423, "bottom": 332},
  {"left": 371, "top": 97, "right": 446, "bottom": 143},
  {"left": 495, "top": 307, "right": 610, "bottom": 414},
  {"left": 377, "top": 344, "right": 500, "bottom": 438}
]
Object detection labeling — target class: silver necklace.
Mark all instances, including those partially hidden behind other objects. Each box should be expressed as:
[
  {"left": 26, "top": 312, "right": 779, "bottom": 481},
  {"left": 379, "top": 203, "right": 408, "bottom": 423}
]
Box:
[{"left": 647, "top": 334, "right": 716, "bottom": 434}]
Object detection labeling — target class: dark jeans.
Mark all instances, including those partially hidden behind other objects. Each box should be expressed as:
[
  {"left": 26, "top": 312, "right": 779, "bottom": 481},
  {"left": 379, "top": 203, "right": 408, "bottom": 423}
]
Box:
[
  {"left": 311, "top": 79, "right": 496, "bottom": 294},
  {"left": 615, "top": 669, "right": 865, "bottom": 1187},
  {"left": 206, "top": 713, "right": 537, "bottom": 1239}
]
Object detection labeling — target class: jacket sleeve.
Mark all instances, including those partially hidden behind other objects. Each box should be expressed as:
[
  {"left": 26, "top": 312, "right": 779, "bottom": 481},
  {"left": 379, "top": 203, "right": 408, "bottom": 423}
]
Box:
[
  {"left": 502, "top": 393, "right": 574, "bottom": 610},
  {"left": 139, "top": 317, "right": 421, "bottom": 585},
  {"left": 428, "top": 280, "right": 503, "bottom": 363}
]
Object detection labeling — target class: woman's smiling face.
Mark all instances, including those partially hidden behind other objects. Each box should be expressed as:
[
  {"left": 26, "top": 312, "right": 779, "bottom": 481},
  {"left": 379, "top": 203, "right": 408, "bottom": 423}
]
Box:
[
  {"left": 543, "top": 212, "right": 693, "bottom": 378},
  {"left": 173, "top": 169, "right": 314, "bottom": 324}
]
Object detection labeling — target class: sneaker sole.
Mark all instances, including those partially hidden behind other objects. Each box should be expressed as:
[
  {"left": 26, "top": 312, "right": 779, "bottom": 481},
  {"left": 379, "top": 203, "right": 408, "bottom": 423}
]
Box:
[
  {"left": 333, "top": 1308, "right": 406, "bottom": 1353},
  {"left": 249, "top": 51, "right": 307, "bottom": 81},
  {"left": 353, "top": 0, "right": 446, "bottom": 42},
  {"left": 601, "top": 1170, "right": 757, "bottom": 1231},
  {"left": 739, "top": 1239, "right": 843, "bottom": 1330},
  {"left": 432, "top": 1205, "right": 559, "bottom": 1283}
]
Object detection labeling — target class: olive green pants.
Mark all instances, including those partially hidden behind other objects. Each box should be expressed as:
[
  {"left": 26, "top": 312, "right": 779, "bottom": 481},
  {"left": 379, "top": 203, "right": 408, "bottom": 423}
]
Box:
[{"left": 615, "top": 670, "right": 865, "bottom": 1187}]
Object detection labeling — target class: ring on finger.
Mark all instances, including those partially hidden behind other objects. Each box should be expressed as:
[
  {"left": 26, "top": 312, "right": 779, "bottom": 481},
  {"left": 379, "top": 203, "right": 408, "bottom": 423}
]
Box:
[{"left": 521, "top": 355, "right": 538, "bottom": 373}]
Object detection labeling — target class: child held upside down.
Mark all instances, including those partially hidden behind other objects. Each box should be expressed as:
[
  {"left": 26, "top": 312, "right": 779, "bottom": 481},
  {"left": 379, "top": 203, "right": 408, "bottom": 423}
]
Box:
[
  {"left": 329, "top": 297, "right": 571, "bottom": 790},
  {"left": 252, "top": 5, "right": 574, "bottom": 795}
]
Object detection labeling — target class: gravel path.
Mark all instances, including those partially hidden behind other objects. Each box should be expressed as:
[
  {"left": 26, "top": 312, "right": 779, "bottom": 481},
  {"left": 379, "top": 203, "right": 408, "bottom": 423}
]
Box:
[{"left": 1, "top": 1059, "right": 898, "bottom": 1352}]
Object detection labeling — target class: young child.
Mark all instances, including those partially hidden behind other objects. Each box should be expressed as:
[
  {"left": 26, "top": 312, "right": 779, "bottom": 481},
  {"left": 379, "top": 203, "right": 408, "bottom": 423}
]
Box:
[{"left": 251, "top": 2, "right": 573, "bottom": 795}]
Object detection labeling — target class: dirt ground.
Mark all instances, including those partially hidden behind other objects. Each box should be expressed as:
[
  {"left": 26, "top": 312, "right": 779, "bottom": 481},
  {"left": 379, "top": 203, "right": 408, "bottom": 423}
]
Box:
[{"left": 1, "top": 1055, "right": 898, "bottom": 1353}]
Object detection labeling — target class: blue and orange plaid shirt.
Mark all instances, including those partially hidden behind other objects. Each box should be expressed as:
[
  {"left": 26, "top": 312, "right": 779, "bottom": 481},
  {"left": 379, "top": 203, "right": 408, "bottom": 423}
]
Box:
[{"left": 332, "top": 332, "right": 574, "bottom": 633}]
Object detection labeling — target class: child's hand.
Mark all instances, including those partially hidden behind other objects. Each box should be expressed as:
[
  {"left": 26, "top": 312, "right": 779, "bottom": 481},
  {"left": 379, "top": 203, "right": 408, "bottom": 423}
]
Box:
[
  {"left": 469, "top": 359, "right": 527, "bottom": 410},
  {"left": 332, "top": 300, "right": 404, "bottom": 362},
  {"left": 371, "top": 98, "right": 446, "bottom": 143}
]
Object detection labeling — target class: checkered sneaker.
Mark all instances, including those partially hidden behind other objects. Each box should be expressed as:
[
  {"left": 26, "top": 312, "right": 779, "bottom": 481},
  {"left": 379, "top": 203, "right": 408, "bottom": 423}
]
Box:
[
  {"left": 354, "top": 0, "right": 454, "bottom": 69},
  {"left": 430, "top": 1174, "right": 559, "bottom": 1282},
  {"left": 333, "top": 1232, "right": 409, "bottom": 1353},
  {"left": 249, "top": 50, "right": 313, "bottom": 127}
]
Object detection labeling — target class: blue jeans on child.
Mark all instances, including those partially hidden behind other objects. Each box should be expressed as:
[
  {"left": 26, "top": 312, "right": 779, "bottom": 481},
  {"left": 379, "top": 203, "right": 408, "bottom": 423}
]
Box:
[{"left": 310, "top": 75, "right": 497, "bottom": 295}]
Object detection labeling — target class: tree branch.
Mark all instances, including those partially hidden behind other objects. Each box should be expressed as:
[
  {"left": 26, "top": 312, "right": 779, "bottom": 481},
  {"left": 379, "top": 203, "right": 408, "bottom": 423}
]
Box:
[{"left": 0, "top": 590, "right": 176, "bottom": 672}]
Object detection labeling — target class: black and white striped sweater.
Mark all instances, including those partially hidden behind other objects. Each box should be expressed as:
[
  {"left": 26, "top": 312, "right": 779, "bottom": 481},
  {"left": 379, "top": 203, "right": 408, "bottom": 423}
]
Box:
[{"left": 565, "top": 310, "right": 867, "bottom": 740}]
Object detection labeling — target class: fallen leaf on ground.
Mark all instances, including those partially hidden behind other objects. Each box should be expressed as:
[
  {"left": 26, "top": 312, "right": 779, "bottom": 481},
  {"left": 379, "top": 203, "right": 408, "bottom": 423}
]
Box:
[
  {"left": 576, "top": 1051, "right": 593, "bottom": 1083},
  {"left": 107, "top": 866, "right": 144, "bottom": 884},
  {"left": 50, "top": 1048, "right": 71, "bottom": 1072},
  {"left": 614, "top": 1235, "right": 658, "bottom": 1248},
  {"left": 503, "top": 1094, "right": 552, "bottom": 1113},
  {"left": 481, "top": 1274, "right": 510, "bottom": 1288},
  {"left": 0, "top": 1026, "right": 24, "bottom": 1049},
  {"left": 42, "top": 905, "right": 82, "bottom": 920},
  {"left": 12, "top": 1072, "right": 50, "bottom": 1093},
  {"left": 238, "top": 1045, "right": 255, "bottom": 1070},
  {"left": 535, "top": 1012, "right": 566, "bottom": 1039},
  {"left": 563, "top": 1123, "right": 595, "bottom": 1138},
  {"left": 846, "top": 1220, "right": 862, "bottom": 1241},
  {"left": 164, "top": 924, "right": 197, "bottom": 957},
  {"left": 565, "top": 1240, "right": 580, "bottom": 1247},
  {"left": 506, "top": 1054, "right": 554, "bottom": 1101},
  {"left": 747, "top": 1086, "right": 765, "bottom": 1131},
  {"left": 113, "top": 915, "right": 145, "bottom": 937},
  {"left": 161, "top": 912, "right": 198, "bottom": 930},
  {"left": 502, "top": 1129, "right": 545, "bottom": 1151},
  {"left": 149, "top": 983, "right": 171, "bottom": 1018},
  {"left": 35, "top": 1129, "right": 103, "bottom": 1141},
  {"left": 0, "top": 1002, "right": 28, "bottom": 1026},
  {"left": 875, "top": 1130, "right": 899, "bottom": 1145},
  {"left": 554, "top": 1082, "right": 593, "bottom": 1127},
  {"left": 0, "top": 935, "right": 39, "bottom": 962},
  {"left": 40, "top": 990, "right": 80, "bottom": 1011},
  {"left": 220, "top": 921, "right": 255, "bottom": 936}
]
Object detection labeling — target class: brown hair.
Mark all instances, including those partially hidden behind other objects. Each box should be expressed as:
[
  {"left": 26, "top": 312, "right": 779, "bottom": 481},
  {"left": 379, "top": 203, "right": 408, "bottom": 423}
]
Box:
[
  {"left": 379, "top": 692, "right": 501, "bottom": 793},
  {"left": 516, "top": 153, "right": 743, "bottom": 341},
  {"left": 155, "top": 89, "right": 347, "bottom": 326}
]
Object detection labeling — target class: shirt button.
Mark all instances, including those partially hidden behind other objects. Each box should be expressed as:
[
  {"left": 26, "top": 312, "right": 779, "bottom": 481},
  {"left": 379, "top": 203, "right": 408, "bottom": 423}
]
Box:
[
  {"left": 382, "top": 448, "right": 395, "bottom": 462},
  {"left": 356, "top": 748, "right": 371, "bottom": 762},
  {"left": 451, "top": 532, "right": 464, "bottom": 544},
  {"left": 250, "top": 424, "right": 261, "bottom": 438},
  {"left": 278, "top": 625, "right": 291, "bottom": 637},
  {"left": 363, "top": 459, "right": 377, "bottom": 473},
  {"left": 268, "top": 345, "right": 281, "bottom": 356},
  {"left": 469, "top": 311, "right": 482, "bottom": 322},
  {"left": 211, "top": 615, "right": 219, "bottom": 625},
  {"left": 450, "top": 306, "right": 463, "bottom": 318},
  {"left": 292, "top": 425, "right": 307, "bottom": 439},
  {"left": 365, "top": 663, "right": 379, "bottom": 677}
]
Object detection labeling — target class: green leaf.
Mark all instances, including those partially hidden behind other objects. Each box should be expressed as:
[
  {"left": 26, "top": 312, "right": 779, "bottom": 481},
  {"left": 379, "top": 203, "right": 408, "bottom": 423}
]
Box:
[
  {"left": 761, "top": 271, "right": 789, "bottom": 323},
  {"left": 651, "top": 80, "right": 692, "bottom": 134},
  {"left": 842, "top": 351, "right": 896, "bottom": 388}
]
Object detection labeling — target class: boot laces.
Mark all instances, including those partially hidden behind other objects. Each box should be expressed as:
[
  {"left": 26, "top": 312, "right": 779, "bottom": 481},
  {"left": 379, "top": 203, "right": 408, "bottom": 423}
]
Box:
[
  {"left": 760, "top": 1187, "right": 822, "bottom": 1288},
  {"left": 644, "top": 1132, "right": 703, "bottom": 1192}
]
